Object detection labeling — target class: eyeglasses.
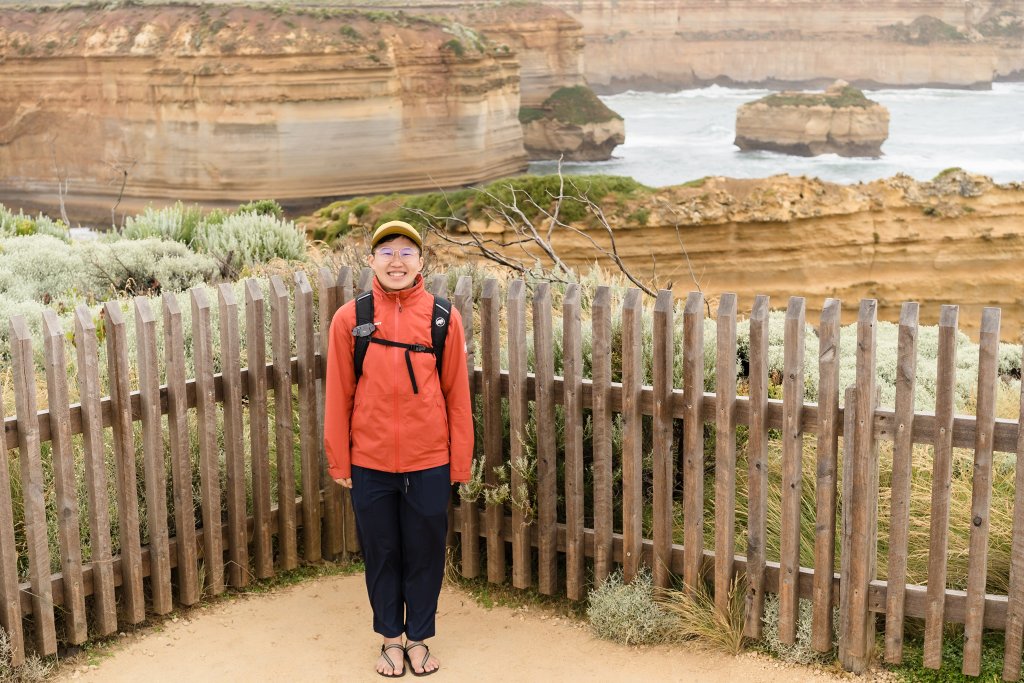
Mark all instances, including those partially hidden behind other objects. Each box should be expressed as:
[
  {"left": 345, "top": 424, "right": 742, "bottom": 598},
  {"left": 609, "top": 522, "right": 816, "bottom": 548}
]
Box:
[{"left": 374, "top": 246, "right": 420, "bottom": 261}]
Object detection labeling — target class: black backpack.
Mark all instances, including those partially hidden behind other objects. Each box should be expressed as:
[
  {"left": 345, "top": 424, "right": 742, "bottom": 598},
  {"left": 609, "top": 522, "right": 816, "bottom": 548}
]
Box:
[{"left": 351, "top": 291, "right": 451, "bottom": 394}]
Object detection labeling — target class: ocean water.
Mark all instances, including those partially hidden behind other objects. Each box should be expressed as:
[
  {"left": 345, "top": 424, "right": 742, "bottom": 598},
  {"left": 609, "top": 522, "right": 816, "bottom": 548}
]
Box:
[{"left": 529, "top": 82, "right": 1024, "bottom": 187}]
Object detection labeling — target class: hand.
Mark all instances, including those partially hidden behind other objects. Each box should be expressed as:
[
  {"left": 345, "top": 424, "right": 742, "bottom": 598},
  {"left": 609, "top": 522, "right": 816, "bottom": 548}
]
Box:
[{"left": 335, "top": 478, "right": 352, "bottom": 489}]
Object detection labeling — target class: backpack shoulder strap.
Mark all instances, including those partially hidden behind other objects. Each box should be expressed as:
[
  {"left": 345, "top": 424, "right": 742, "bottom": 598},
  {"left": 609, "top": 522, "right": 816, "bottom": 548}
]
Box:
[
  {"left": 353, "top": 292, "right": 374, "bottom": 382},
  {"left": 431, "top": 296, "right": 451, "bottom": 376}
]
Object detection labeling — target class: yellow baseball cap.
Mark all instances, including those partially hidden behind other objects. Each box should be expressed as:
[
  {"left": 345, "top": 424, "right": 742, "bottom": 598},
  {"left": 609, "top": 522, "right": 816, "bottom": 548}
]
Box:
[{"left": 370, "top": 220, "right": 422, "bottom": 250}]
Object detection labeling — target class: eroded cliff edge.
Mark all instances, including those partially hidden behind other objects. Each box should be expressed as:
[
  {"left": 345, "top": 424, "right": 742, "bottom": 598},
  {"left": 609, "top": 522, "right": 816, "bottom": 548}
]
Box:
[{"left": 0, "top": 4, "right": 528, "bottom": 220}]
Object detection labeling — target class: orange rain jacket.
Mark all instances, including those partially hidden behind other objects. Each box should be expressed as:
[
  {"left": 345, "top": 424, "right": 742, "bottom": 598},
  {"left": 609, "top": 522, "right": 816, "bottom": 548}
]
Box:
[{"left": 324, "top": 274, "right": 474, "bottom": 482}]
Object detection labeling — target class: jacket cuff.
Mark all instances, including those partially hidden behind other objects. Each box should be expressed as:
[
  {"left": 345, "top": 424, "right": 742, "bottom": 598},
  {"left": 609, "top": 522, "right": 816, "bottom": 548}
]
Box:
[
  {"left": 329, "top": 465, "right": 351, "bottom": 480},
  {"left": 449, "top": 469, "right": 471, "bottom": 483}
]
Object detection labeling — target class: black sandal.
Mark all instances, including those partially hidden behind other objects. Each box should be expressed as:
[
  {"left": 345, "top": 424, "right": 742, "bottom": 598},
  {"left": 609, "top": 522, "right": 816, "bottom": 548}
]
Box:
[
  {"left": 378, "top": 643, "right": 406, "bottom": 678},
  {"left": 404, "top": 641, "right": 439, "bottom": 677}
]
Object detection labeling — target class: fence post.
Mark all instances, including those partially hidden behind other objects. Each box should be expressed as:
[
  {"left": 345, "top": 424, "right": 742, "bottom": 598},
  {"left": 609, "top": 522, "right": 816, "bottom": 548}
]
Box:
[
  {"left": 884, "top": 301, "right": 919, "bottom": 663},
  {"left": 0, "top": 389, "right": 24, "bottom": 665},
  {"left": 269, "top": 276, "right": 299, "bottom": 570},
  {"left": 839, "top": 299, "right": 879, "bottom": 674},
  {"left": 318, "top": 267, "right": 343, "bottom": 560},
  {"left": 744, "top": 295, "right": 770, "bottom": 639},
  {"left": 714, "top": 293, "right": 737, "bottom": 609},
  {"left": 534, "top": 283, "right": 558, "bottom": 595},
  {"left": 923, "top": 305, "right": 959, "bottom": 669},
  {"left": 652, "top": 290, "right": 675, "bottom": 589},
  {"left": 812, "top": 298, "right": 841, "bottom": 652},
  {"left": 453, "top": 275, "right": 479, "bottom": 579},
  {"left": 682, "top": 291, "right": 705, "bottom": 592},
  {"left": 507, "top": 280, "right": 531, "bottom": 590},
  {"left": 621, "top": 289, "right": 644, "bottom": 583},
  {"left": 564, "top": 284, "right": 585, "bottom": 598},
  {"left": 1004, "top": 326, "right": 1024, "bottom": 680},
  {"left": 591, "top": 286, "right": 614, "bottom": 585},
  {"left": 336, "top": 267, "right": 360, "bottom": 556},
  {"left": 480, "top": 278, "right": 505, "bottom": 584},
  {"left": 245, "top": 280, "right": 274, "bottom": 580},
  {"left": 294, "top": 272, "right": 321, "bottom": 563},
  {"left": 778, "top": 297, "right": 806, "bottom": 645}
]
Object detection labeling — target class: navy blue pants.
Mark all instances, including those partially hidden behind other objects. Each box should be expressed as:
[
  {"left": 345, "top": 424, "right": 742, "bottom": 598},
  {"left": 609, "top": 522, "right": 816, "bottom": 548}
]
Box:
[{"left": 350, "top": 464, "right": 450, "bottom": 641}]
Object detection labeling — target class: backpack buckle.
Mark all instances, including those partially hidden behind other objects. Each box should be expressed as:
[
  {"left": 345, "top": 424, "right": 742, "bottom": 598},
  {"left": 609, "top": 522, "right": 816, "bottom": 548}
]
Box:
[{"left": 352, "top": 322, "right": 378, "bottom": 338}]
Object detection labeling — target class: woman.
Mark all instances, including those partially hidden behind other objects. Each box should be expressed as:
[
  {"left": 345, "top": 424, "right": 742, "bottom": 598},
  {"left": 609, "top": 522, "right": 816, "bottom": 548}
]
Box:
[{"left": 325, "top": 220, "right": 473, "bottom": 677}]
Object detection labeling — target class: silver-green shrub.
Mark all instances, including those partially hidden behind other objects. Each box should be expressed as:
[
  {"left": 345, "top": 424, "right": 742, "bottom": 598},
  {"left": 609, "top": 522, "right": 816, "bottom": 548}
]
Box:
[
  {"left": 587, "top": 567, "right": 676, "bottom": 645},
  {"left": 78, "top": 238, "right": 219, "bottom": 297},
  {"left": 192, "top": 211, "right": 306, "bottom": 273},
  {"left": 761, "top": 594, "right": 835, "bottom": 665},
  {"left": 120, "top": 202, "right": 203, "bottom": 244},
  {"left": 0, "top": 203, "right": 69, "bottom": 242}
]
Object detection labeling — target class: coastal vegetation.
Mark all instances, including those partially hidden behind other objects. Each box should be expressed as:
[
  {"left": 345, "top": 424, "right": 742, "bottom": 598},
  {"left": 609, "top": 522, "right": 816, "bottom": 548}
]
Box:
[
  {"left": 759, "top": 85, "right": 874, "bottom": 109},
  {"left": 519, "top": 85, "right": 623, "bottom": 126}
]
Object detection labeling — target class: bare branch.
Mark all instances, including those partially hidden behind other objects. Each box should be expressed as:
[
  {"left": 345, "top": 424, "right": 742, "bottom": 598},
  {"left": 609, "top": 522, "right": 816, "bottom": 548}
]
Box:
[{"left": 49, "top": 136, "right": 70, "bottom": 228}]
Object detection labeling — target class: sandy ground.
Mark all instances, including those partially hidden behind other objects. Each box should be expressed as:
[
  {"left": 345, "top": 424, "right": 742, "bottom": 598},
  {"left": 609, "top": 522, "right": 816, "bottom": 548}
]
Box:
[{"left": 53, "top": 573, "right": 850, "bottom": 683}]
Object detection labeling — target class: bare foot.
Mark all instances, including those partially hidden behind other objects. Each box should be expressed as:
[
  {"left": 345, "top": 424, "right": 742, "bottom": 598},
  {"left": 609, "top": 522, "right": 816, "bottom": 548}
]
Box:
[
  {"left": 377, "top": 638, "right": 405, "bottom": 677},
  {"left": 404, "top": 640, "right": 440, "bottom": 675}
]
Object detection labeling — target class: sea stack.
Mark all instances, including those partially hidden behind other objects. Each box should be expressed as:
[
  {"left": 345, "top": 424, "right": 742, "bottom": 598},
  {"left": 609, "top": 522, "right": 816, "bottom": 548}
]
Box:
[{"left": 734, "top": 80, "right": 890, "bottom": 157}]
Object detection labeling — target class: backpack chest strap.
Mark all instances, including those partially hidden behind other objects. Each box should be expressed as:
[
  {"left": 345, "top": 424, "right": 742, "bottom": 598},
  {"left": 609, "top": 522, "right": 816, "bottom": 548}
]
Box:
[{"left": 369, "top": 338, "right": 434, "bottom": 394}]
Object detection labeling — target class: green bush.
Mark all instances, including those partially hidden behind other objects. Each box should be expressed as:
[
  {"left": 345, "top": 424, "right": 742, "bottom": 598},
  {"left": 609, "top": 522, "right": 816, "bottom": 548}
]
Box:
[
  {"left": 192, "top": 211, "right": 306, "bottom": 275},
  {"left": 78, "top": 238, "right": 220, "bottom": 297},
  {"left": 121, "top": 202, "right": 204, "bottom": 244},
  {"left": 236, "top": 199, "right": 284, "bottom": 219},
  {"left": 587, "top": 567, "right": 676, "bottom": 645},
  {"left": 0, "top": 203, "right": 69, "bottom": 242}
]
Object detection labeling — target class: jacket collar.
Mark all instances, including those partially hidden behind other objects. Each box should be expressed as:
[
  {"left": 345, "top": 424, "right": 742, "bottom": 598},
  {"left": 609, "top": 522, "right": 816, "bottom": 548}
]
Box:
[{"left": 372, "top": 273, "right": 426, "bottom": 305}]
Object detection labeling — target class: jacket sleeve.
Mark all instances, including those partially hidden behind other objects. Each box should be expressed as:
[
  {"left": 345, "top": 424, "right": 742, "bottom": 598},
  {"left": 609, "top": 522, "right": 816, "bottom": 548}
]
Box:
[
  {"left": 324, "top": 303, "right": 356, "bottom": 480},
  {"left": 439, "top": 306, "right": 474, "bottom": 482}
]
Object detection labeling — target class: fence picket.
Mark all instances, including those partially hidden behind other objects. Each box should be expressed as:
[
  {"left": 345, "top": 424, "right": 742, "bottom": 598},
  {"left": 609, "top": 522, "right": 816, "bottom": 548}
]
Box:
[
  {"left": 1004, "top": 340, "right": 1024, "bottom": 680},
  {"left": 622, "top": 289, "right": 644, "bottom": 583},
  {"left": 336, "top": 267, "right": 359, "bottom": 556},
  {"left": 812, "top": 298, "right": 841, "bottom": 652},
  {"left": 162, "top": 294, "right": 199, "bottom": 605},
  {"left": 682, "top": 291, "right": 705, "bottom": 591},
  {"left": 245, "top": 280, "right": 274, "bottom": 579},
  {"left": 778, "top": 297, "right": 806, "bottom": 644},
  {"left": 217, "top": 286, "right": 249, "bottom": 587},
  {"left": 564, "top": 284, "right": 585, "bottom": 598},
  {"left": 652, "top": 290, "right": 675, "bottom": 589},
  {"left": 0, "top": 391, "right": 23, "bottom": 665},
  {"left": 714, "top": 293, "right": 738, "bottom": 609},
  {"left": 190, "top": 288, "right": 225, "bottom": 595},
  {"left": 41, "top": 311, "right": 88, "bottom": 643},
  {"left": 507, "top": 281, "right": 531, "bottom": 590},
  {"left": 841, "top": 299, "right": 879, "bottom": 673},
  {"left": 744, "top": 295, "right": 770, "bottom": 639},
  {"left": 10, "top": 316, "right": 57, "bottom": 654},
  {"left": 962, "top": 308, "right": 1001, "bottom": 676},
  {"left": 591, "top": 286, "right": 614, "bottom": 584},
  {"left": 103, "top": 302, "right": 147, "bottom": 618},
  {"left": 923, "top": 305, "right": 959, "bottom": 669},
  {"left": 884, "top": 302, "right": 919, "bottom": 663},
  {"left": 319, "top": 268, "right": 343, "bottom": 560},
  {"left": 73, "top": 306, "right": 117, "bottom": 636},
  {"left": 358, "top": 266, "right": 373, "bottom": 293},
  {"left": 533, "top": 283, "right": 558, "bottom": 595},
  {"left": 839, "top": 386, "right": 857, "bottom": 667},
  {"left": 295, "top": 272, "right": 321, "bottom": 562},
  {"left": 481, "top": 279, "right": 505, "bottom": 583},
  {"left": 270, "top": 276, "right": 298, "bottom": 570},
  {"left": 453, "top": 275, "right": 478, "bottom": 579}
]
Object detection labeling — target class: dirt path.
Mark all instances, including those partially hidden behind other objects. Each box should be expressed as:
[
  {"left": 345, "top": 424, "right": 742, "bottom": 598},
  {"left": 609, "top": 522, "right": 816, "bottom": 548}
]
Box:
[{"left": 54, "top": 574, "right": 849, "bottom": 682}]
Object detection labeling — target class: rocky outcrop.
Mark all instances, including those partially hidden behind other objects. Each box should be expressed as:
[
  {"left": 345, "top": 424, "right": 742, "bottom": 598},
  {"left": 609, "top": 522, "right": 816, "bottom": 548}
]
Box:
[
  {"left": 538, "top": 0, "right": 1024, "bottom": 92},
  {"left": 0, "top": 4, "right": 527, "bottom": 222},
  {"left": 734, "top": 82, "right": 889, "bottom": 157},
  {"left": 520, "top": 86, "right": 624, "bottom": 161}
]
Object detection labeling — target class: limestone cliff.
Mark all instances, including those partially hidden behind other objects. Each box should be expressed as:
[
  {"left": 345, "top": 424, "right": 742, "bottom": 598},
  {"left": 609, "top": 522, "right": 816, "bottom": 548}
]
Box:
[
  {"left": 735, "top": 82, "right": 890, "bottom": 157},
  {"left": 0, "top": 4, "right": 527, "bottom": 222},
  {"left": 538, "top": 0, "right": 1024, "bottom": 91},
  {"left": 520, "top": 86, "right": 624, "bottom": 161}
]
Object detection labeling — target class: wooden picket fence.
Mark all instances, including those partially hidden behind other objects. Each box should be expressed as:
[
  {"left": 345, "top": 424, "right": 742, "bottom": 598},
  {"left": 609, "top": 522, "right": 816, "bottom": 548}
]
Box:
[{"left": 1, "top": 267, "right": 1024, "bottom": 680}]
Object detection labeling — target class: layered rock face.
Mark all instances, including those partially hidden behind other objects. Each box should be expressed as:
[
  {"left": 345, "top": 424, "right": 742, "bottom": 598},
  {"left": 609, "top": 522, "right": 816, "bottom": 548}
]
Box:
[
  {"left": 0, "top": 5, "right": 527, "bottom": 221},
  {"left": 735, "top": 82, "right": 890, "bottom": 157},
  {"left": 539, "top": 0, "right": 1024, "bottom": 91}
]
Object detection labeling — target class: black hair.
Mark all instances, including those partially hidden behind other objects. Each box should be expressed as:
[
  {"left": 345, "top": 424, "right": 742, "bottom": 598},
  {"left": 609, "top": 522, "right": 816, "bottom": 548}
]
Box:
[{"left": 371, "top": 233, "right": 421, "bottom": 253}]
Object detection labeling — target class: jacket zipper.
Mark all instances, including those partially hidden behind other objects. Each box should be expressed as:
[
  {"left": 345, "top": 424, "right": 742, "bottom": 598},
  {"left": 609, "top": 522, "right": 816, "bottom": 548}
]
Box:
[{"left": 393, "top": 290, "right": 401, "bottom": 472}]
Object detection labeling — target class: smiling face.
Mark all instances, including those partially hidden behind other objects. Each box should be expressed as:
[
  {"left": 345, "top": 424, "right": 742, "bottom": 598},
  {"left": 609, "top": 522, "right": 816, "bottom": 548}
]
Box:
[{"left": 368, "top": 235, "right": 424, "bottom": 291}]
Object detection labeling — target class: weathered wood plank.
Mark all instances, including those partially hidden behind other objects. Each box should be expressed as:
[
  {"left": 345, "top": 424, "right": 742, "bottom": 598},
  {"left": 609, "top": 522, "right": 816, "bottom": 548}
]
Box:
[
  {"left": 336, "top": 267, "right": 359, "bottom": 556},
  {"left": 812, "top": 298, "right": 841, "bottom": 652},
  {"left": 163, "top": 294, "right": 200, "bottom": 606},
  {"left": 923, "top": 305, "right": 959, "bottom": 669},
  {"left": 962, "top": 307, "right": 1000, "bottom": 676},
  {"left": 0, "top": 389, "right": 24, "bottom": 665},
  {"left": 840, "top": 300, "right": 879, "bottom": 673},
  {"left": 621, "top": 288, "right": 644, "bottom": 583},
  {"left": 10, "top": 316, "right": 57, "bottom": 654},
  {"left": 682, "top": 291, "right": 705, "bottom": 592},
  {"left": 73, "top": 306, "right": 117, "bottom": 636},
  {"left": 564, "top": 284, "right": 585, "bottom": 599},
  {"left": 103, "top": 302, "right": 147, "bottom": 619},
  {"left": 838, "top": 386, "right": 857, "bottom": 669},
  {"left": 778, "top": 297, "right": 806, "bottom": 645},
  {"left": 652, "top": 290, "right": 675, "bottom": 589},
  {"left": 453, "top": 275, "right": 478, "bottom": 578},
  {"left": 426, "top": 276, "right": 455, "bottom": 550},
  {"left": 190, "top": 288, "right": 225, "bottom": 595},
  {"left": 42, "top": 311, "right": 88, "bottom": 643},
  {"left": 318, "top": 268, "right": 343, "bottom": 560},
  {"left": 1004, "top": 335, "right": 1024, "bottom": 680},
  {"left": 358, "top": 266, "right": 373, "bottom": 293},
  {"left": 481, "top": 278, "right": 505, "bottom": 583},
  {"left": 533, "top": 283, "right": 558, "bottom": 595},
  {"left": 245, "top": 280, "right": 274, "bottom": 580},
  {"left": 591, "top": 286, "right": 614, "bottom": 585},
  {"left": 884, "top": 302, "right": 918, "bottom": 664},
  {"left": 507, "top": 280, "right": 531, "bottom": 590},
  {"left": 294, "top": 271, "right": 321, "bottom": 562},
  {"left": 744, "top": 295, "right": 770, "bottom": 639},
  {"left": 270, "top": 276, "right": 298, "bottom": 570},
  {"left": 714, "top": 293, "right": 738, "bottom": 610}
]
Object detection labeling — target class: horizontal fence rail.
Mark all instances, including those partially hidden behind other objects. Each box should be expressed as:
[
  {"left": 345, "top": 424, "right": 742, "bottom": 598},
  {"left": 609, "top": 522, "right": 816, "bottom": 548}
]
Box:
[{"left": 0, "top": 268, "right": 1022, "bottom": 679}]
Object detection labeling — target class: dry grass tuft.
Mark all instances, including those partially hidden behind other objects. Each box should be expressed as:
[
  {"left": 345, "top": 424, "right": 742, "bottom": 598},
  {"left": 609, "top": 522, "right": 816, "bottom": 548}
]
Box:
[{"left": 655, "top": 575, "right": 748, "bottom": 655}]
